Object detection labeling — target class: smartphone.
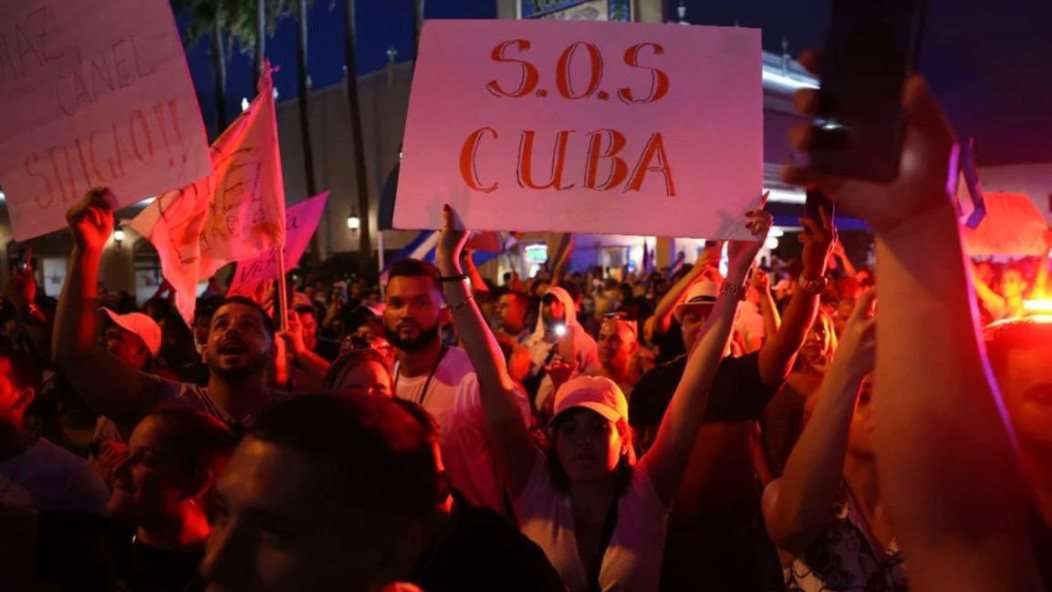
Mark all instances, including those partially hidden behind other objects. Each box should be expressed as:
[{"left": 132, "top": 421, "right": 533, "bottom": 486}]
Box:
[
  {"left": 13, "top": 246, "right": 31, "bottom": 271},
  {"left": 809, "top": 0, "right": 928, "bottom": 182},
  {"left": 805, "top": 188, "right": 835, "bottom": 222}
]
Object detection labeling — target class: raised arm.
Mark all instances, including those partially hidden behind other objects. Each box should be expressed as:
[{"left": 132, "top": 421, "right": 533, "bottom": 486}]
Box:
[
  {"left": 970, "top": 262, "right": 1007, "bottom": 319},
  {"left": 752, "top": 267, "right": 782, "bottom": 345},
  {"left": 7, "top": 263, "right": 53, "bottom": 363},
  {"left": 1028, "top": 230, "right": 1051, "bottom": 299},
  {"left": 549, "top": 233, "right": 575, "bottom": 287},
  {"left": 52, "top": 190, "right": 149, "bottom": 424},
  {"left": 785, "top": 69, "right": 1041, "bottom": 591},
  {"left": 640, "top": 210, "right": 770, "bottom": 505},
  {"left": 831, "top": 240, "right": 858, "bottom": 277},
  {"left": 762, "top": 290, "right": 875, "bottom": 554},
  {"left": 436, "top": 205, "right": 536, "bottom": 498},
  {"left": 462, "top": 248, "right": 491, "bottom": 295},
  {"left": 642, "top": 243, "right": 720, "bottom": 344},
  {"left": 757, "top": 210, "right": 832, "bottom": 386}
]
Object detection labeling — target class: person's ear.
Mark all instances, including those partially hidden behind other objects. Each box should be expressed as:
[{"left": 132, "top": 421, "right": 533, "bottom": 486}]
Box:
[
  {"left": 12, "top": 387, "right": 35, "bottom": 414},
  {"left": 184, "top": 466, "right": 216, "bottom": 502}
]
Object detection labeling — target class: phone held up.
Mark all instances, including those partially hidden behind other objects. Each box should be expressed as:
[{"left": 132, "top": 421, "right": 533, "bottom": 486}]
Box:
[{"left": 809, "top": 0, "right": 928, "bottom": 182}]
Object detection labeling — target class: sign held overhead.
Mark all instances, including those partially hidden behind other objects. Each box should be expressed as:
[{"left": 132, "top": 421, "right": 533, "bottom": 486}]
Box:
[
  {"left": 395, "top": 19, "right": 762, "bottom": 239},
  {"left": 0, "top": 0, "right": 211, "bottom": 241}
]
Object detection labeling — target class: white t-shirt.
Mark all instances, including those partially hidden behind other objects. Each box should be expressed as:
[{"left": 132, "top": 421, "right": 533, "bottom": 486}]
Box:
[
  {"left": 395, "top": 346, "right": 530, "bottom": 513},
  {"left": 734, "top": 301, "right": 766, "bottom": 354},
  {"left": 514, "top": 452, "right": 670, "bottom": 592},
  {"left": 0, "top": 437, "right": 110, "bottom": 514}
]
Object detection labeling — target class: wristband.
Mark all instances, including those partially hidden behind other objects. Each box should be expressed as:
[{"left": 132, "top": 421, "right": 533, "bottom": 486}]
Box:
[
  {"left": 439, "top": 274, "right": 469, "bottom": 283},
  {"left": 447, "top": 296, "right": 474, "bottom": 312},
  {"left": 797, "top": 275, "right": 828, "bottom": 295}
]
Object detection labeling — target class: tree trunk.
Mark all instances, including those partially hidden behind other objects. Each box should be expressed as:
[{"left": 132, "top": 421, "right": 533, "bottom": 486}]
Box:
[
  {"left": 411, "top": 0, "right": 424, "bottom": 60},
  {"left": 295, "top": 0, "right": 318, "bottom": 200},
  {"left": 344, "top": 0, "right": 373, "bottom": 282},
  {"left": 254, "top": 0, "right": 266, "bottom": 88},
  {"left": 211, "top": 13, "right": 228, "bottom": 131}
]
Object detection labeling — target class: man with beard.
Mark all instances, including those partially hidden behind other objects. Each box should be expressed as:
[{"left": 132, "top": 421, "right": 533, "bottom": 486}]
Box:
[
  {"left": 384, "top": 259, "right": 528, "bottom": 514},
  {"left": 54, "top": 190, "right": 285, "bottom": 443}
]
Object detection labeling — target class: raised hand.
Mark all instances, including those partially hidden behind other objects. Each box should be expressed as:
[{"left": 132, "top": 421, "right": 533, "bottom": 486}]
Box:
[
  {"left": 66, "top": 188, "right": 116, "bottom": 252},
  {"left": 783, "top": 52, "right": 957, "bottom": 233},
  {"left": 279, "top": 311, "right": 307, "bottom": 356},
  {"left": 800, "top": 206, "right": 835, "bottom": 279},
  {"left": 835, "top": 289, "right": 877, "bottom": 380},
  {"left": 437, "top": 204, "right": 469, "bottom": 275},
  {"left": 728, "top": 203, "right": 773, "bottom": 278}
]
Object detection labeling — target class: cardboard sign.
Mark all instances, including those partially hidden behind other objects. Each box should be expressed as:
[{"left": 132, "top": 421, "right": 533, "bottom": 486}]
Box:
[
  {"left": 395, "top": 20, "right": 762, "bottom": 239},
  {"left": 227, "top": 191, "right": 329, "bottom": 297},
  {"left": 0, "top": 0, "right": 210, "bottom": 241},
  {"left": 129, "top": 68, "right": 286, "bottom": 323},
  {"left": 962, "top": 192, "right": 1049, "bottom": 256}
]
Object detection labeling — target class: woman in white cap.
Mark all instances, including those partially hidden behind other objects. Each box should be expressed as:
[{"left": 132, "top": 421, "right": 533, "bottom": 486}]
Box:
[{"left": 436, "top": 203, "right": 771, "bottom": 592}]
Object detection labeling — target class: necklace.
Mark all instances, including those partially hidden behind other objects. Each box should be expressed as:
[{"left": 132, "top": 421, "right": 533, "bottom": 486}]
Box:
[{"left": 394, "top": 345, "right": 449, "bottom": 407}]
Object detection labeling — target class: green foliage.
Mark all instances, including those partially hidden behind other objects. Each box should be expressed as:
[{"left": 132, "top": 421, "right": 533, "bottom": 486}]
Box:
[{"left": 171, "top": 0, "right": 297, "bottom": 55}]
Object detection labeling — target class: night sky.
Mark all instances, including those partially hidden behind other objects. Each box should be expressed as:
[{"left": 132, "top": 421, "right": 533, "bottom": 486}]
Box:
[{"left": 183, "top": 0, "right": 1052, "bottom": 166}]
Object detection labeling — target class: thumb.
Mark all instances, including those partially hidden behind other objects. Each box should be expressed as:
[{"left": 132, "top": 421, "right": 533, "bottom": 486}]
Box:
[{"left": 903, "top": 76, "right": 953, "bottom": 140}]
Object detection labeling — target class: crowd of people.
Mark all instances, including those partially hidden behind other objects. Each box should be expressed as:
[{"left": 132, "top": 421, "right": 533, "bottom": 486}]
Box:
[{"left": 0, "top": 64, "right": 1050, "bottom": 592}]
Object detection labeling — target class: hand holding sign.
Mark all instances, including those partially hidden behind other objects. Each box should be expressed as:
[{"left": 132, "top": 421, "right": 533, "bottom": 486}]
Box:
[
  {"left": 397, "top": 20, "right": 761, "bottom": 238},
  {"left": 66, "top": 188, "right": 116, "bottom": 253}
]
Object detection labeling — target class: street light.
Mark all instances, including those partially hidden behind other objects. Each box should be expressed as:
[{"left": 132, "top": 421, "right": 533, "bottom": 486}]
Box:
[{"left": 346, "top": 213, "right": 361, "bottom": 231}]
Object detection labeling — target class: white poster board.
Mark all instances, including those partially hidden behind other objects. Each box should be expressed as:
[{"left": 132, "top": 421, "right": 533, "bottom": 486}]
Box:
[
  {"left": 395, "top": 19, "right": 762, "bottom": 239},
  {"left": 0, "top": 0, "right": 211, "bottom": 240}
]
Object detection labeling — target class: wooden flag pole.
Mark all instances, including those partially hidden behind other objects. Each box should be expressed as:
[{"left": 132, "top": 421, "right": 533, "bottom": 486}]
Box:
[{"left": 276, "top": 246, "right": 289, "bottom": 331}]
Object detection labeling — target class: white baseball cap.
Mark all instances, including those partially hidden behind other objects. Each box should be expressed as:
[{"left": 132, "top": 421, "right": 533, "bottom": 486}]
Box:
[
  {"left": 673, "top": 280, "right": 719, "bottom": 322},
  {"left": 101, "top": 308, "right": 162, "bottom": 357},
  {"left": 552, "top": 376, "right": 629, "bottom": 425}
]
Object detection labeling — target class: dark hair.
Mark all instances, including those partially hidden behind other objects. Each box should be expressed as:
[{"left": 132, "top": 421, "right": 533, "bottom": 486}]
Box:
[
  {"left": 144, "top": 406, "right": 237, "bottom": 475},
  {"left": 218, "top": 296, "right": 276, "bottom": 338},
  {"left": 194, "top": 296, "right": 222, "bottom": 323},
  {"left": 386, "top": 258, "right": 441, "bottom": 293},
  {"left": 501, "top": 290, "right": 529, "bottom": 309},
  {"left": 0, "top": 345, "right": 43, "bottom": 393},
  {"left": 984, "top": 318, "right": 1052, "bottom": 379},
  {"left": 323, "top": 348, "right": 392, "bottom": 391},
  {"left": 546, "top": 409, "right": 633, "bottom": 496},
  {"left": 249, "top": 394, "right": 439, "bottom": 520}
]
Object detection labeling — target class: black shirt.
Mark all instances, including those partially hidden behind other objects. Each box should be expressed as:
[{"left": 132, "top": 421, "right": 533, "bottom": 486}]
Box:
[
  {"left": 629, "top": 352, "right": 777, "bottom": 429},
  {"left": 409, "top": 496, "right": 564, "bottom": 592},
  {"left": 34, "top": 512, "right": 202, "bottom": 592}
]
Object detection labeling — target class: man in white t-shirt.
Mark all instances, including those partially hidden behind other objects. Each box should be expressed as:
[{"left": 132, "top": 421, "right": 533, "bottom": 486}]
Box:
[
  {"left": 0, "top": 347, "right": 108, "bottom": 514},
  {"left": 383, "top": 259, "right": 529, "bottom": 513}
]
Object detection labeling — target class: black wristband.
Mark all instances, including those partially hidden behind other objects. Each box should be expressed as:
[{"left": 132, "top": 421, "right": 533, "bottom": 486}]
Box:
[{"left": 440, "top": 274, "right": 469, "bottom": 283}]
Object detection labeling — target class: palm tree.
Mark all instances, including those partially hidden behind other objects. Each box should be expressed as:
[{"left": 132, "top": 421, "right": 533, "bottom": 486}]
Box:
[
  {"left": 294, "top": 0, "right": 318, "bottom": 201},
  {"left": 344, "top": 0, "right": 372, "bottom": 281},
  {"left": 173, "top": 0, "right": 233, "bottom": 131},
  {"left": 174, "top": 0, "right": 283, "bottom": 132}
]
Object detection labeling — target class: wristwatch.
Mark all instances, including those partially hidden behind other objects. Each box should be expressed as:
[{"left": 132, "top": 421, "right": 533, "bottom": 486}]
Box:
[{"left": 798, "top": 275, "right": 829, "bottom": 295}]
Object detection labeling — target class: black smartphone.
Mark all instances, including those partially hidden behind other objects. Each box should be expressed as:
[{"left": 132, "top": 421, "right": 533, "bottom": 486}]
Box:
[
  {"left": 809, "top": 0, "right": 928, "bottom": 182},
  {"left": 805, "top": 188, "right": 835, "bottom": 223}
]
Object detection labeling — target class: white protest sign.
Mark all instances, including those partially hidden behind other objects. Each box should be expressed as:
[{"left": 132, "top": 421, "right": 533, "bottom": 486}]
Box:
[
  {"left": 395, "top": 19, "right": 762, "bottom": 239},
  {"left": 227, "top": 191, "right": 330, "bottom": 297},
  {"left": 0, "top": 0, "right": 210, "bottom": 241},
  {"left": 128, "top": 68, "right": 286, "bottom": 323}
]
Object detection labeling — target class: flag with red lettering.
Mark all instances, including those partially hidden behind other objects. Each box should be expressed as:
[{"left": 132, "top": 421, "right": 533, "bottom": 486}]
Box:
[
  {"left": 129, "top": 67, "right": 286, "bottom": 323},
  {"left": 227, "top": 192, "right": 329, "bottom": 298}
]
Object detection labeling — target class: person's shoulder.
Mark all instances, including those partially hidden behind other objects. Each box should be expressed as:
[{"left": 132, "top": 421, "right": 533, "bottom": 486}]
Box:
[
  {"left": 639, "top": 354, "right": 688, "bottom": 382},
  {"left": 28, "top": 437, "right": 92, "bottom": 468},
  {"left": 442, "top": 346, "right": 478, "bottom": 380}
]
